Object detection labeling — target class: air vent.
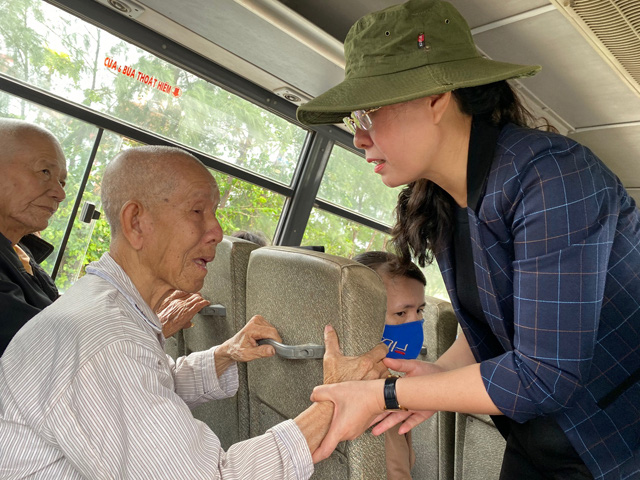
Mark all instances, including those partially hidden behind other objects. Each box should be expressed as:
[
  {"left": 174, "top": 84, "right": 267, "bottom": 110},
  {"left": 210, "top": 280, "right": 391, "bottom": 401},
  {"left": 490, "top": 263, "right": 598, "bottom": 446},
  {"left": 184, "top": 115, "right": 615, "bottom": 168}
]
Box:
[
  {"left": 94, "top": 0, "right": 145, "bottom": 19},
  {"left": 551, "top": 0, "right": 640, "bottom": 97},
  {"left": 273, "top": 86, "right": 312, "bottom": 106}
]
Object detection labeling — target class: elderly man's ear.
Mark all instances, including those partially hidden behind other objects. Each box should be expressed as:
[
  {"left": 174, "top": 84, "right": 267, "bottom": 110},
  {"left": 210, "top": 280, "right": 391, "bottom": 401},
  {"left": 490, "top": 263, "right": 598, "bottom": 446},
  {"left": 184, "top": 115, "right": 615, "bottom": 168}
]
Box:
[{"left": 119, "top": 200, "right": 150, "bottom": 250}]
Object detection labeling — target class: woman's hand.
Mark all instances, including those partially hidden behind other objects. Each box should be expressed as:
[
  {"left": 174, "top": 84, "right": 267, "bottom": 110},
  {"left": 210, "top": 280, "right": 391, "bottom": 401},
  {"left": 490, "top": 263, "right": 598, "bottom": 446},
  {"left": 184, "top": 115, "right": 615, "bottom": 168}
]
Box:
[
  {"left": 305, "top": 325, "right": 388, "bottom": 462},
  {"left": 157, "top": 291, "right": 210, "bottom": 338},
  {"left": 369, "top": 357, "right": 446, "bottom": 435},
  {"left": 310, "top": 378, "right": 385, "bottom": 462}
]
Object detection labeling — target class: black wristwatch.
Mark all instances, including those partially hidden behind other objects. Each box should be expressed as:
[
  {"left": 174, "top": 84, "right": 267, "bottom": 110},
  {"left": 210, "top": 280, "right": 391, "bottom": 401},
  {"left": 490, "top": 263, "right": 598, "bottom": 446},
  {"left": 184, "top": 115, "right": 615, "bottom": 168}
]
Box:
[{"left": 383, "top": 374, "right": 407, "bottom": 411}]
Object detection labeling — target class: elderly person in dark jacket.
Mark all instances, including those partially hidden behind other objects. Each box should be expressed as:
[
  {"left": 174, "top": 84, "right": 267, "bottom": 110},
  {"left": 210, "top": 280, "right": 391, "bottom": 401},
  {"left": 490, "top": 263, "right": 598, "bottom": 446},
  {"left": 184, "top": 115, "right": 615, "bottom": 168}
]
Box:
[
  {"left": 0, "top": 120, "right": 66, "bottom": 355},
  {"left": 0, "top": 119, "right": 207, "bottom": 355}
]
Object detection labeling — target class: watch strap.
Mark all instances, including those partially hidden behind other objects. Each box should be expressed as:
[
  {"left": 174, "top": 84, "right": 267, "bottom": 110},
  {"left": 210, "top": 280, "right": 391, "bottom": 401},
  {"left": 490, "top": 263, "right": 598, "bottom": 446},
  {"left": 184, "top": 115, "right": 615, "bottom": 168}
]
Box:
[{"left": 383, "top": 375, "right": 407, "bottom": 411}]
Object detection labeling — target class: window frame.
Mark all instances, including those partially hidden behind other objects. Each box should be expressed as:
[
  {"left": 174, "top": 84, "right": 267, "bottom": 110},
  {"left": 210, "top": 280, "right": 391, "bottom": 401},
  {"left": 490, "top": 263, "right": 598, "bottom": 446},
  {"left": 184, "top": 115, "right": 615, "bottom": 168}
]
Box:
[{"left": 1, "top": 0, "right": 394, "bottom": 280}]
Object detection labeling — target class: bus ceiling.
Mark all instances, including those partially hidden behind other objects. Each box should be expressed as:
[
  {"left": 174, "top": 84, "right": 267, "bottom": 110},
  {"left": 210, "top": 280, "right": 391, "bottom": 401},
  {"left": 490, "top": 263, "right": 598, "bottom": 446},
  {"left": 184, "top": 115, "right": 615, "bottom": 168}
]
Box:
[{"left": 57, "top": 0, "right": 640, "bottom": 202}]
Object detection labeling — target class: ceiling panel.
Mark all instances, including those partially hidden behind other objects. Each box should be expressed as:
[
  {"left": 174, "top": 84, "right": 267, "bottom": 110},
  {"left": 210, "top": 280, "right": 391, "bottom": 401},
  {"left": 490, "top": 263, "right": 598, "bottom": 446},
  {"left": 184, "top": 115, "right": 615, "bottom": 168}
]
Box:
[
  {"left": 450, "top": 0, "right": 552, "bottom": 29},
  {"left": 279, "top": 0, "right": 394, "bottom": 42},
  {"left": 570, "top": 127, "right": 640, "bottom": 189},
  {"left": 473, "top": 9, "right": 640, "bottom": 128},
  {"left": 138, "top": 0, "right": 345, "bottom": 97}
]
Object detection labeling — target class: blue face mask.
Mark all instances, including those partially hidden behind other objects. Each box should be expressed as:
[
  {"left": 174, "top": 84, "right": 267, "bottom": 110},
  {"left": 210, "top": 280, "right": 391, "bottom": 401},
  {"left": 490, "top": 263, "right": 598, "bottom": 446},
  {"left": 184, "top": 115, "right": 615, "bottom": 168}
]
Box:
[{"left": 381, "top": 319, "right": 425, "bottom": 359}]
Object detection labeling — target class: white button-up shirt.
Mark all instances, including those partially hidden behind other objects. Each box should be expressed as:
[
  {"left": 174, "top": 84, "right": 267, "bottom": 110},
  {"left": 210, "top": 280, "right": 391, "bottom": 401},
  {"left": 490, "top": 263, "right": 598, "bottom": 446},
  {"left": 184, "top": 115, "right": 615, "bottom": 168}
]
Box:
[{"left": 0, "top": 253, "right": 313, "bottom": 479}]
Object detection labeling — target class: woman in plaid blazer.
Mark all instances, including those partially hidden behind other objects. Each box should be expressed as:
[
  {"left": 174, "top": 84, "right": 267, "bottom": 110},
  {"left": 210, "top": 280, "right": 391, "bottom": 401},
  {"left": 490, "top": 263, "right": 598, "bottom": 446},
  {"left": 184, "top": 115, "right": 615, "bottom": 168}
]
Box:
[{"left": 298, "top": 1, "right": 640, "bottom": 478}]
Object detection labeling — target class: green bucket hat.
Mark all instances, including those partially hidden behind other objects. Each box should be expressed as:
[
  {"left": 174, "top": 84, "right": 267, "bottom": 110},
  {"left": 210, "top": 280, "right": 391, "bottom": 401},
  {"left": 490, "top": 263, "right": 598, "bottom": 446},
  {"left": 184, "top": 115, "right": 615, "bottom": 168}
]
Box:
[{"left": 296, "top": 0, "right": 541, "bottom": 126}]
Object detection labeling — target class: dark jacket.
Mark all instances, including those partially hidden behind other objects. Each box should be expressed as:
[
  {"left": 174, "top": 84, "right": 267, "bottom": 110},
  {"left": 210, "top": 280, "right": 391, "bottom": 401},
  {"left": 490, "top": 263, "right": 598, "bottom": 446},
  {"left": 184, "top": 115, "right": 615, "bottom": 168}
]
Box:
[
  {"left": 0, "top": 233, "right": 58, "bottom": 355},
  {"left": 438, "top": 124, "right": 640, "bottom": 479}
]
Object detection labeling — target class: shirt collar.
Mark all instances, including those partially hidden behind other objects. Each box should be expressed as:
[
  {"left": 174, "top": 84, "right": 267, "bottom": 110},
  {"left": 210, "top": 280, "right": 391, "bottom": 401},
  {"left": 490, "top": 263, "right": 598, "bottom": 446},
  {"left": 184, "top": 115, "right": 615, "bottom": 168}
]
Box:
[
  {"left": 86, "top": 253, "right": 163, "bottom": 336},
  {"left": 0, "top": 232, "right": 55, "bottom": 264},
  {"left": 20, "top": 234, "right": 55, "bottom": 264}
]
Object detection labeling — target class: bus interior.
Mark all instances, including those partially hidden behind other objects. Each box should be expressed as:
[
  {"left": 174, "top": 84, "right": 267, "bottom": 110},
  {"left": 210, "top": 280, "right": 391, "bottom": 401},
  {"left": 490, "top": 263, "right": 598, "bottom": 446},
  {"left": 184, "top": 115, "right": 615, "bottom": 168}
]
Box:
[{"left": 1, "top": 0, "right": 639, "bottom": 478}]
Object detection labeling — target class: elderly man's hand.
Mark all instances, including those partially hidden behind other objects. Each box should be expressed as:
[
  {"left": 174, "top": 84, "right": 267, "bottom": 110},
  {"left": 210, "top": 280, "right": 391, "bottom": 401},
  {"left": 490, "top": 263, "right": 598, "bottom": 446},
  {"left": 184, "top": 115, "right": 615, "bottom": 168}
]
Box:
[
  {"left": 157, "top": 291, "right": 210, "bottom": 338},
  {"left": 214, "top": 315, "right": 282, "bottom": 377},
  {"left": 322, "top": 324, "right": 388, "bottom": 385}
]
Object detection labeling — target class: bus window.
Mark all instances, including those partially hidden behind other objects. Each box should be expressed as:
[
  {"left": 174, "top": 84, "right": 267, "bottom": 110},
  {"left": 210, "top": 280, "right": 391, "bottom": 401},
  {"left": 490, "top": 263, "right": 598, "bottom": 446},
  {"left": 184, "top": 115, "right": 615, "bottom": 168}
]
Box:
[{"left": 317, "top": 144, "right": 401, "bottom": 226}]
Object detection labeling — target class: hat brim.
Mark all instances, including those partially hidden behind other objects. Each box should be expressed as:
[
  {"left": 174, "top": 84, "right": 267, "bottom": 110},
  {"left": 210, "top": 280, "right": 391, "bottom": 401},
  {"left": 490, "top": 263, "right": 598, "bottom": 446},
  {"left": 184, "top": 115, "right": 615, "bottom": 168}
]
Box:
[{"left": 297, "top": 57, "right": 541, "bottom": 126}]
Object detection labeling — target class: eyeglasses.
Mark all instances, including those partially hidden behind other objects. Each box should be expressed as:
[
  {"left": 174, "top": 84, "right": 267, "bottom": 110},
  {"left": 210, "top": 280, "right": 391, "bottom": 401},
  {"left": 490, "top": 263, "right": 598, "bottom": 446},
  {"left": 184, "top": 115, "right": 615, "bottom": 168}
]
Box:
[{"left": 342, "top": 107, "right": 381, "bottom": 134}]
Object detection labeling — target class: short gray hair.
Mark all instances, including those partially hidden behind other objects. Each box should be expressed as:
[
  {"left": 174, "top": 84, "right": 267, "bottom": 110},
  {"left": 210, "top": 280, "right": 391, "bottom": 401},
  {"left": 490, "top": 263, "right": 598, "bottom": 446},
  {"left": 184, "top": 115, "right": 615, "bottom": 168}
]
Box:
[
  {"left": 0, "top": 119, "right": 61, "bottom": 164},
  {"left": 101, "top": 146, "right": 209, "bottom": 235}
]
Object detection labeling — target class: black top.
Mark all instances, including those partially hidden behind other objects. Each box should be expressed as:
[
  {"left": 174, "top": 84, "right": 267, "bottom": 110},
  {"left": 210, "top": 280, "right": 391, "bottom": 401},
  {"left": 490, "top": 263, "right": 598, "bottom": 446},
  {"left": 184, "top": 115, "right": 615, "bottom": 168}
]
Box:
[
  {"left": 453, "top": 120, "right": 500, "bottom": 324},
  {"left": 453, "top": 121, "right": 513, "bottom": 440},
  {"left": 0, "top": 233, "right": 58, "bottom": 355}
]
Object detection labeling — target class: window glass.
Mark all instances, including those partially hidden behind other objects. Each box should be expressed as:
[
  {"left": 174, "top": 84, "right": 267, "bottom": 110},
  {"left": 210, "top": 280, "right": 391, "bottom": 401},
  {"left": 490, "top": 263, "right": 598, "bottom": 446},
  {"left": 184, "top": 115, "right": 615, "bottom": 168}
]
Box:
[
  {"left": 302, "top": 208, "right": 390, "bottom": 258},
  {"left": 0, "top": 90, "right": 98, "bottom": 277},
  {"left": 317, "top": 145, "right": 401, "bottom": 226},
  {"left": 421, "top": 262, "right": 448, "bottom": 301},
  {"left": 210, "top": 169, "right": 284, "bottom": 243},
  {"left": 53, "top": 132, "right": 143, "bottom": 292},
  {"left": 302, "top": 207, "right": 448, "bottom": 300},
  {"left": 0, "top": 0, "right": 306, "bottom": 185}
]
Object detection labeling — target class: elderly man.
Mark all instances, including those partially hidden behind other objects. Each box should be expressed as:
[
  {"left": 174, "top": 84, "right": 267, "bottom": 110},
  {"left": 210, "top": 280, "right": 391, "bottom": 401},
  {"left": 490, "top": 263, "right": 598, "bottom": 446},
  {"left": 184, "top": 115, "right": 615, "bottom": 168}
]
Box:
[
  {"left": 0, "top": 120, "right": 205, "bottom": 355},
  {"left": 0, "top": 145, "right": 387, "bottom": 478},
  {"left": 0, "top": 119, "right": 67, "bottom": 355}
]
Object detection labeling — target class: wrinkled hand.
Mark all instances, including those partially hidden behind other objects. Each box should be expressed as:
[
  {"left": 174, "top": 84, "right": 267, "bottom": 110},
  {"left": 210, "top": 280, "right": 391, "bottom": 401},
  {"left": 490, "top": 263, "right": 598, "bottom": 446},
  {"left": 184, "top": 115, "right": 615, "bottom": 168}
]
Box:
[
  {"left": 157, "top": 291, "right": 210, "bottom": 338},
  {"left": 369, "top": 357, "right": 445, "bottom": 436},
  {"left": 310, "top": 378, "right": 384, "bottom": 462},
  {"left": 323, "top": 324, "right": 389, "bottom": 384},
  {"left": 218, "top": 315, "right": 282, "bottom": 363}
]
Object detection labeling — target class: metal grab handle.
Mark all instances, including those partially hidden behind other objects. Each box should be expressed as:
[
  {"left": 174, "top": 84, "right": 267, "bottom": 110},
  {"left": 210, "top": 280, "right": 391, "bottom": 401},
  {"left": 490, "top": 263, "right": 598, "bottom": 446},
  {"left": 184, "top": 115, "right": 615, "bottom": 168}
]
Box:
[
  {"left": 199, "top": 304, "right": 227, "bottom": 316},
  {"left": 257, "top": 338, "right": 325, "bottom": 359}
]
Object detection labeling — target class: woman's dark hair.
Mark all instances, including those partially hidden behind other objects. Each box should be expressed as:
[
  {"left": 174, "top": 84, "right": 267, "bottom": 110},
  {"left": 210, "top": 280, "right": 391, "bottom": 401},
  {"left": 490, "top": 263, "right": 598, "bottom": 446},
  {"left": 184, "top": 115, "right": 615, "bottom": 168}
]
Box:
[
  {"left": 353, "top": 251, "right": 426, "bottom": 286},
  {"left": 391, "top": 81, "right": 553, "bottom": 267}
]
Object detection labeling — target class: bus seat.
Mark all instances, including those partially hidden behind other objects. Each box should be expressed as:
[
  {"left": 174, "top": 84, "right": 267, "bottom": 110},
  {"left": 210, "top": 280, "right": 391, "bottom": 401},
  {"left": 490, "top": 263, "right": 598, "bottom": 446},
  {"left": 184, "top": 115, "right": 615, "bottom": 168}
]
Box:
[
  {"left": 180, "top": 235, "right": 260, "bottom": 449},
  {"left": 454, "top": 413, "right": 506, "bottom": 479},
  {"left": 245, "top": 246, "right": 387, "bottom": 479},
  {"left": 453, "top": 328, "right": 506, "bottom": 479},
  {"left": 412, "top": 296, "right": 459, "bottom": 480},
  {"left": 164, "top": 328, "right": 185, "bottom": 361}
]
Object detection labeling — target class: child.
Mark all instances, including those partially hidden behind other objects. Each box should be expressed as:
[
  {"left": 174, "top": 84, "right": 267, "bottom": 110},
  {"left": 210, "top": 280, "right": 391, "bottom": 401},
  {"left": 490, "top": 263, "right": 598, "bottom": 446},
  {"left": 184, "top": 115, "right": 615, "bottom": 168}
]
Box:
[{"left": 354, "top": 251, "right": 426, "bottom": 480}]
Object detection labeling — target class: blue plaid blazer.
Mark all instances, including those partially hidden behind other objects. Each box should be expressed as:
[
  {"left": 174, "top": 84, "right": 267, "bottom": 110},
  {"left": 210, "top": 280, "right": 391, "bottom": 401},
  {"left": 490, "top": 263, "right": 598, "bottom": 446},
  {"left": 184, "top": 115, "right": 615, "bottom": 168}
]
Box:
[{"left": 436, "top": 124, "right": 640, "bottom": 479}]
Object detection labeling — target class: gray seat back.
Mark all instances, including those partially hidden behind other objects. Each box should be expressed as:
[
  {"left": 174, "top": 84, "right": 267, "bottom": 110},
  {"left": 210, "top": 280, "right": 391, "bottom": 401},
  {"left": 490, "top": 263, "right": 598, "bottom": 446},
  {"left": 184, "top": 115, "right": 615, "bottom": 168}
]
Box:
[
  {"left": 454, "top": 412, "right": 506, "bottom": 479},
  {"left": 245, "top": 246, "right": 387, "bottom": 479},
  {"left": 411, "top": 296, "right": 459, "bottom": 480},
  {"left": 453, "top": 322, "right": 506, "bottom": 479},
  {"left": 179, "top": 236, "right": 259, "bottom": 449}
]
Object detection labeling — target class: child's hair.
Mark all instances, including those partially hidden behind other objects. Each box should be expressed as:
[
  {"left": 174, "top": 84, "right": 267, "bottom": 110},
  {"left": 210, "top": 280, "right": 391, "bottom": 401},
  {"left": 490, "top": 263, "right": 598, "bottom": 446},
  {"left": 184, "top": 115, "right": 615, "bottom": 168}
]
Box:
[{"left": 353, "top": 251, "right": 426, "bottom": 286}]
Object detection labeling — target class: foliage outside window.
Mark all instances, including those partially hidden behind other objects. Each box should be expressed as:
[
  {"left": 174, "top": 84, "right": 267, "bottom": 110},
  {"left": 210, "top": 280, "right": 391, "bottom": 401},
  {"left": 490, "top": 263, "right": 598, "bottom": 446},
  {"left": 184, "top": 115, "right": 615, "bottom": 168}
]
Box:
[
  {"left": 209, "top": 169, "right": 284, "bottom": 242},
  {"left": 317, "top": 145, "right": 400, "bottom": 226},
  {"left": 0, "top": 0, "right": 306, "bottom": 185}
]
